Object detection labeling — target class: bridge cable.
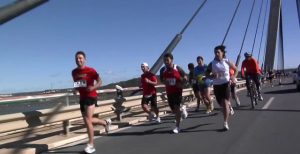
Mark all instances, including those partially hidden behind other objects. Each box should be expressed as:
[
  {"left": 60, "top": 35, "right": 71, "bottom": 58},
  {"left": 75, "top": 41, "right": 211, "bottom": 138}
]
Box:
[
  {"left": 258, "top": 0, "right": 269, "bottom": 64},
  {"left": 297, "top": 0, "right": 300, "bottom": 28},
  {"left": 235, "top": 0, "right": 256, "bottom": 67},
  {"left": 221, "top": 0, "right": 242, "bottom": 45},
  {"left": 149, "top": 0, "right": 208, "bottom": 75},
  {"left": 180, "top": 0, "right": 208, "bottom": 34},
  {"left": 132, "top": 0, "right": 208, "bottom": 96},
  {"left": 251, "top": 0, "right": 264, "bottom": 55}
]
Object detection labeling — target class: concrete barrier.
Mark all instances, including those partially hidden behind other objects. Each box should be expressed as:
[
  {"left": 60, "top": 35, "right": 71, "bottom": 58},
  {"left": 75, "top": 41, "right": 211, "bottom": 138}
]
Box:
[{"left": 0, "top": 81, "right": 245, "bottom": 136}]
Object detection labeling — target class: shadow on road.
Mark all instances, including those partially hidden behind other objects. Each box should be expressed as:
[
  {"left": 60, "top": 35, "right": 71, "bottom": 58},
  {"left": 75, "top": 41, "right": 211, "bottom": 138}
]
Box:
[
  {"left": 264, "top": 88, "right": 299, "bottom": 94},
  {"left": 235, "top": 108, "right": 300, "bottom": 113},
  {"left": 42, "top": 151, "right": 84, "bottom": 154}
]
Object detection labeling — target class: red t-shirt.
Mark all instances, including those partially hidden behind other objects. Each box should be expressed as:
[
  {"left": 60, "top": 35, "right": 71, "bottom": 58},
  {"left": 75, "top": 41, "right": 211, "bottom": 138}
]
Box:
[
  {"left": 229, "top": 68, "right": 235, "bottom": 77},
  {"left": 72, "top": 66, "right": 99, "bottom": 100},
  {"left": 241, "top": 57, "right": 261, "bottom": 77},
  {"left": 141, "top": 72, "right": 157, "bottom": 96},
  {"left": 160, "top": 65, "right": 184, "bottom": 94}
]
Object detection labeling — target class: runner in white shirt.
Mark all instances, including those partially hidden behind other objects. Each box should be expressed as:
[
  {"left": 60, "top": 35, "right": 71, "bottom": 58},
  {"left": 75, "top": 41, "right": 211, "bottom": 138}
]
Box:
[{"left": 206, "top": 45, "right": 237, "bottom": 131}]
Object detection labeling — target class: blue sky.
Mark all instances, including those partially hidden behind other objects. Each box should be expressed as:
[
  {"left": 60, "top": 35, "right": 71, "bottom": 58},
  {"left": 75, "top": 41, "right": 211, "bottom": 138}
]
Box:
[{"left": 0, "top": 0, "right": 299, "bottom": 93}]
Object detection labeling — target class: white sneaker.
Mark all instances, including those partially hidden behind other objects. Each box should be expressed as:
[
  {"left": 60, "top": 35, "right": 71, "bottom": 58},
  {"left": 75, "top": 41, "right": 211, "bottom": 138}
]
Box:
[
  {"left": 206, "top": 108, "right": 212, "bottom": 114},
  {"left": 155, "top": 117, "right": 161, "bottom": 123},
  {"left": 148, "top": 112, "right": 155, "bottom": 121},
  {"left": 181, "top": 105, "right": 188, "bottom": 119},
  {"left": 224, "top": 122, "right": 229, "bottom": 131},
  {"left": 235, "top": 98, "right": 241, "bottom": 107},
  {"left": 210, "top": 103, "right": 214, "bottom": 111},
  {"left": 230, "top": 107, "right": 234, "bottom": 116},
  {"left": 105, "top": 119, "right": 112, "bottom": 133},
  {"left": 84, "top": 144, "right": 96, "bottom": 154},
  {"left": 258, "top": 95, "right": 263, "bottom": 101},
  {"left": 172, "top": 127, "right": 180, "bottom": 134}
]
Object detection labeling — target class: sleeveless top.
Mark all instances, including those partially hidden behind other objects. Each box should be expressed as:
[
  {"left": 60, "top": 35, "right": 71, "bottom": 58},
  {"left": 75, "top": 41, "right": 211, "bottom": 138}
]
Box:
[{"left": 210, "top": 58, "right": 230, "bottom": 85}]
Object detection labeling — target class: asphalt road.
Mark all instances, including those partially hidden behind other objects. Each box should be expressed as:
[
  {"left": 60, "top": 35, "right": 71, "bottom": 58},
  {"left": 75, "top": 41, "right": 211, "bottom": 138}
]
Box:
[{"left": 43, "top": 78, "right": 300, "bottom": 154}]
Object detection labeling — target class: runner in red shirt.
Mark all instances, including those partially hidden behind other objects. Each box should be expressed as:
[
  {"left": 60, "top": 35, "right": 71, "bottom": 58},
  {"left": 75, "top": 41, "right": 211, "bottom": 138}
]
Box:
[
  {"left": 160, "top": 53, "right": 187, "bottom": 134},
  {"left": 72, "top": 51, "right": 111, "bottom": 154},
  {"left": 140, "top": 62, "right": 160, "bottom": 123}
]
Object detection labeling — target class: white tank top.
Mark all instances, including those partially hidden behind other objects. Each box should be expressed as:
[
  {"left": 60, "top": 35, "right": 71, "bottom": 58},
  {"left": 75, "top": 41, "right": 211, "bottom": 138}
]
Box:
[{"left": 211, "top": 58, "right": 230, "bottom": 85}]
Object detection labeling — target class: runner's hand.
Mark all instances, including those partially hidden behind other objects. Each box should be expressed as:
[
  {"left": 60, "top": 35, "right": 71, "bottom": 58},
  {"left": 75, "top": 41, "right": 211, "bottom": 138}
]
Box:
[{"left": 86, "top": 86, "right": 95, "bottom": 92}]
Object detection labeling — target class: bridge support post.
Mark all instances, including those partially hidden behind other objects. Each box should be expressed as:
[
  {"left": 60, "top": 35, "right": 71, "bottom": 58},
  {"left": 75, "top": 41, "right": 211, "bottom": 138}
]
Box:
[
  {"left": 264, "top": 0, "right": 282, "bottom": 72},
  {"left": 63, "top": 120, "right": 70, "bottom": 135}
]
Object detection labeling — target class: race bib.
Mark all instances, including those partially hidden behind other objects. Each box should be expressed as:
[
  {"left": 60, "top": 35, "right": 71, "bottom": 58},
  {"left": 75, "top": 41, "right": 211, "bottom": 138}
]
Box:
[
  {"left": 73, "top": 80, "right": 87, "bottom": 88},
  {"left": 167, "top": 78, "right": 176, "bottom": 86}
]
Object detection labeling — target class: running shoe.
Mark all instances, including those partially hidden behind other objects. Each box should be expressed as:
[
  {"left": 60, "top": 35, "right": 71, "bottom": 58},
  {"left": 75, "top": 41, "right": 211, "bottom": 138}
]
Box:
[
  {"left": 258, "top": 94, "right": 263, "bottom": 101},
  {"left": 84, "top": 144, "right": 96, "bottom": 154},
  {"left": 148, "top": 112, "right": 155, "bottom": 121},
  {"left": 206, "top": 108, "right": 212, "bottom": 114},
  {"left": 104, "top": 118, "right": 112, "bottom": 133},
  {"left": 236, "top": 99, "right": 241, "bottom": 107},
  {"left": 155, "top": 117, "right": 161, "bottom": 123},
  {"left": 181, "top": 105, "right": 188, "bottom": 119},
  {"left": 230, "top": 107, "right": 234, "bottom": 116},
  {"left": 210, "top": 103, "right": 214, "bottom": 111},
  {"left": 172, "top": 127, "right": 180, "bottom": 134},
  {"left": 223, "top": 122, "right": 229, "bottom": 131}
]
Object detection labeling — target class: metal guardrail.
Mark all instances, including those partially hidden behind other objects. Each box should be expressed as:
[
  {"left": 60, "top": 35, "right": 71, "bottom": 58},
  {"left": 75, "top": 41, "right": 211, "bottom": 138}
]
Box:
[{"left": 0, "top": 81, "right": 246, "bottom": 136}]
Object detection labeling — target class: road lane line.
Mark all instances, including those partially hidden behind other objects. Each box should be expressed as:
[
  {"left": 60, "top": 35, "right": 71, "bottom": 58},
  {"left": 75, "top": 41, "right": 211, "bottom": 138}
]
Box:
[
  {"left": 236, "top": 87, "right": 247, "bottom": 92},
  {"left": 262, "top": 97, "right": 275, "bottom": 109}
]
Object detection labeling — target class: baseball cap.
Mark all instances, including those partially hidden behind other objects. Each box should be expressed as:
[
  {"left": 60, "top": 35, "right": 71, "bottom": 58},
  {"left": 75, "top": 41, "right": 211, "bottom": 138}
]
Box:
[{"left": 141, "top": 62, "right": 148, "bottom": 67}]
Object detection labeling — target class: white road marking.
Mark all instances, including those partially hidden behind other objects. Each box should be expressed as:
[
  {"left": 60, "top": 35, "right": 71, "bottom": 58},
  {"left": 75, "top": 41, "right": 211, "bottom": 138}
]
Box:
[
  {"left": 262, "top": 97, "right": 275, "bottom": 109},
  {"left": 236, "top": 87, "right": 247, "bottom": 92}
]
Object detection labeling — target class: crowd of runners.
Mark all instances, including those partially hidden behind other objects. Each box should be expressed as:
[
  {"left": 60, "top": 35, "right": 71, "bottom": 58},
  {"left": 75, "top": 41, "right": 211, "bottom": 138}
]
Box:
[{"left": 72, "top": 44, "right": 275, "bottom": 153}]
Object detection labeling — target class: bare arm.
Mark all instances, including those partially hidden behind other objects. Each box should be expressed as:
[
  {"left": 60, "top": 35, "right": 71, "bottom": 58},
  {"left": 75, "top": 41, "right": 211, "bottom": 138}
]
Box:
[
  {"left": 87, "top": 75, "right": 102, "bottom": 92},
  {"left": 228, "top": 61, "right": 237, "bottom": 77},
  {"left": 145, "top": 75, "right": 158, "bottom": 86},
  {"left": 177, "top": 66, "right": 188, "bottom": 82}
]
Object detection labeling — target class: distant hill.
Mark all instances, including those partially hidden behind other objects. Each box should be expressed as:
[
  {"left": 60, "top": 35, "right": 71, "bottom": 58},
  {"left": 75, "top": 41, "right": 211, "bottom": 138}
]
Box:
[
  {"left": 8, "top": 67, "right": 298, "bottom": 96},
  {"left": 101, "top": 75, "right": 162, "bottom": 89},
  {"left": 101, "top": 77, "right": 140, "bottom": 89}
]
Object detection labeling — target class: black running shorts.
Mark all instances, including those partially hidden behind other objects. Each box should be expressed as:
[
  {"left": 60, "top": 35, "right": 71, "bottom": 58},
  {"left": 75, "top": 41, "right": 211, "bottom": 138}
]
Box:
[
  {"left": 213, "top": 82, "right": 230, "bottom": 107},
  {"left": 167, "top": 92, "right": 182, "bottom": 110},
  {"left": 141, "top": 94, "right": 158, "bottom": 108},
  {"left": 79, "top": 97, "right": 97, "bottom": 113}
]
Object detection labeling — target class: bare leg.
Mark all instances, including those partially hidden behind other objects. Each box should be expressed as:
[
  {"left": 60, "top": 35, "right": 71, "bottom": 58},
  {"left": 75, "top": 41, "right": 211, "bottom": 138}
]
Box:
[
  {"left": 223, "top": 99, "right": 230, "bottom": 123},
  {"left": 194, "top": 91, "right": 201, "bottom": 109},
  {"left": 172, "top": 105, "right": 181, "bottom": 127},
  {"left": 152, "top": 105, "right": 159, "bottom": 117},
  {"left": 142, "top": 104, "right": 151, "bottom": 115},
  {"left": 83, "top": 105, "right": 96, "bottom": 146}
]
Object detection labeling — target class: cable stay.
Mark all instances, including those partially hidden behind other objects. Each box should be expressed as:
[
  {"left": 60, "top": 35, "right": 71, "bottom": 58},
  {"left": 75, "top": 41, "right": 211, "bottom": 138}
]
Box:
[
  {"left": 297, "top": 0, "right": 300, "bottom": 27},
  {"left": 258, "top": 0, "right": 269, "bottom": 64},
  {"left": 235, "top": 0, "right": 256, "bottom": 67},
  {"left": 251, "top": 0, "right": 264, "bottom": 55},
  {"left": 221, "top": 0, "right": 242, "bottom": 45},
  {"left": 149, "top": 0, "right": 208, "bottom": 75}
]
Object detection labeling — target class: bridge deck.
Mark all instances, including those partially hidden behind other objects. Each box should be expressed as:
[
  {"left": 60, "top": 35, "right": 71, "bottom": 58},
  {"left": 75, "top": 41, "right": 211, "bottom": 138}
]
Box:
[{"left": 42, "top": 78, "right": 300, "bottom": 154}]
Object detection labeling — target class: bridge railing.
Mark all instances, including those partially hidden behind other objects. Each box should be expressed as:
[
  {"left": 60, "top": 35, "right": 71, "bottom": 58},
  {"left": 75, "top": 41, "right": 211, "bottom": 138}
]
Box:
[{"left": 0, "top": 81, "right": 246, "bottom": 136}]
